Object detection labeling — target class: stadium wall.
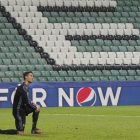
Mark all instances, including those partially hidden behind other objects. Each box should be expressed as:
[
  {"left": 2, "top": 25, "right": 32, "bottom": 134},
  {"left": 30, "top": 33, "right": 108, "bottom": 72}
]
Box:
[{"left": 0, "top": 81, "right": 140, "bottom": 108}]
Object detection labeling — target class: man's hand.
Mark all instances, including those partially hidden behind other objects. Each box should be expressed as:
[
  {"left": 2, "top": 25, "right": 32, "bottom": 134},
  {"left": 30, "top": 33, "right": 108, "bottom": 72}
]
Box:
[
  {"left": 35, "top": 105, "right": 40, "bottom": 112},
  {"left": 31, "top": 101, "right": 36, "bottom": 106}
]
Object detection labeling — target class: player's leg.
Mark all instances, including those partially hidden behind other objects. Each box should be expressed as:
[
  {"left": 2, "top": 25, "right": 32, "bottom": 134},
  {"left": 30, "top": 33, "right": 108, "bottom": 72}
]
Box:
[
  {"left": 0, "top": 129, "right": 18, "bottom": 135},
  {"left": 15, "top": 115, "right": 26, "bottom": 135},
  {"left": 25, "top": 106, "right": 43, "bottom": 134}
]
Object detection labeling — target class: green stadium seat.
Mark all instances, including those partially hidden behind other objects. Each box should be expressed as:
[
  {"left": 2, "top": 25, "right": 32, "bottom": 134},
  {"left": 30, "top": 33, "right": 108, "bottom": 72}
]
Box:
[
  {"left": 5, "top": 71, "right": 14, "bottom": 78},
  {"left": 0, "top": 53, "right": 6, "bottom": 59},
  {"left": 10, "top": 29, "right": 19, "bottom": 35},
  {"left": 2, "top": 29, "right": 10, "bottom": 35},
  {"left": 71, "top": 40, "right": 80, "bottom": 46},
  {"left": 44, "top": 65, "right": 53, "bottom": 71},
  {"left": 73, "top": 77, "right": 83, "bottom": 81},
  {"left": 10, "top": 78, "right": 20, "bottom": 82},
  {"left": 32, "top": 53, "right": 41, "bottom": 58},
  {"left": 32, "top": 77, "right": 38, "bottom": 82},
  {"left": 88, "top": 40, "right": 96, "bottom": 46},
  {"left": 0, "top": 17, "right": 8, "bottom": 23},
  {"left": 26, "top": 65, "right": 35, "bottom": 71},
  {"left": 127, "top": 17, "right": 135, "bottom": 23},
  {"left": 102, "top": 46, "right": 111, "bottom": 52},
  {"left": 91, "top": 77, "right": 100, "bottom": 81},
  {"left": 14, "top": 71, "right": 24, "bottom": 77},
  {"left": 134, "top": 76, "right": 140, "bottom": 80},
  {"left": 48, "top": 17, "right": 57, "bottom": 23},
  {"left": 104, "top": 40, "right": 113, "bottom": 46},
  {"left": 118, "top": 46, "right": 127, "bottom": 52},
  {"left": 77, "top": 46, "right": 86, "bottom": 52},
  {"left": 1, "top": 47, "right": 9, "bottom": 53},
  {"left": 56, "top": 17, "right": 65, "bottom": 23},
  {"left": 7, "top": 35, "right": 16, "bottom": 41},
  {"left": 100, "top": 77, "right": 109, "bottom": 81},
  {"left": 1, "top": 78, "right": 11, "bottom": 82},
  {"left": 129, "top": 12, "right": 137, "bottom": 17},
  {"left": 0, "top": 71, "right": 5, "bottom": 78},
  {"left": 96, "top": 17, "right": 104, "bottom": 23},
  {"left": 86, "top": 46, "right": 94, "bottom": 52},
  {"left": 82, "top": 12, "right": 90, "bottom": 17},
  {"left": 85, "top": 70, "right": 94, "bottom": 77},
  {"left": 132, "top": 1, "right": 139, "bottom": 6},
  {"left": 112, "top": 18, "right": 120, "bottom": 23},
  {"left": 6, "top": 53, "right": 15, "bottom": 59},
  {"left": 26, "top": 47, "right": 35, "bottom": 52},
  {"left": 108, "top": 76, "right": 117, "bottom": 81},
  {"left": 0, "top": 35, "right": 7, "bottom": 41},
  {"left": 35, "top": 65, "right": 44, "bottom": 71},
  {"left": 3, "top": 59, "right": 12, "bottom": 65},
  {"left": 67, "top": 12, "right": 74, "bottom": 17},
  {"left": 79, "top": 40, "right": 88, "bottom": 46},
  {"left": 12, "top": 41, "right": 21, "bottom": 47},
  {"left": 75, "top": 12, "right": 82, "bottom": 17},
  {"left": 83, "top": 77, "right": 92, "bottom": 81},
  {"left": 88, "top": 17, "right": 97, "bottom": 23},
  {"left": 116, "top": 6, "right": 124, "bottom": 12},
  {"left": 4, "top": 41, "right": 13, "bottom": 47},
  {"left": 104, "top": 17, "right": 112, "bottom": 23},
  {"left": 15, "top": 35, "right": 24, "bottom": 41},
  {"left": 121, "top": 40, "right": 129, "bottom": 46},
  {"left": 21, "top": 41, "right": 30, "bottom": 46},
  {"left": 0, "top": 41, "right": 5, "bottom": 47},
  {"left": 128, "top": 70, "right": 136, "bottom": 76},
  {"left": 67, "top": 71, "right": 77, "bottom": 77},
  {"left": 117, "top": 1, "right": 125, "bottom": 6},
  {"left": 93, "top": 46, "right": 102, "bottom": 52},
  {"left": 20, "top": 59, "right": 30, "bottom": 65},
  {"left": 114, "top": 12, "right": 121, "bottom": 17},
  {"left": 43, "top": 12, "right": 51, "bottom": 17},
  {"left": 121, "top": 12, "right": 129, "bottom": 17},
  {"left": 17, "top": 65, "right": 27, "bottom": 71},
  {"left": 65, "top": 77, "right": 74, "bottom": 81},
  {"left": 23, "top": 52, "right": 32, "bottom": 58},
  {"left": 135, "top": 46, "right": 140, "bottom": 52},
  {"left": 38, "top": 77, "right": 47, "bottom": 82},
  {"left": 59, "top": 12, "right": 67, "bottom": 17},
  {"left": 29, "top": 59, "right": 38, "bottom": 65},
  {"left": 11, "top": 59, "right": 21, "bottom": 65},
  {"left": 58, "top": 71, "right": 68, "bottom": 77},
  {"left": 119, "top": 70, "right": 128, "bottom": 76},
  {"left": 126, "top": 46, "right": 135, "bottom": 52},
  {"left": 65, "top": 17, "right": 73, "bottom": 23},
  {"left": 50, "top": 71, "right": 59, "bottom": 77},
  {"left": 41, "top": 71, "right": 50, "bottom": 77},
  {"left": 47, "top": 77, "right": 56, "bottom": 81},
  {"left": 76, "top": 70, "right": 85, "bottom": 77},
  {"left": 102, "top": 70, "right": 111, "bottom": 77},
  {"left": 51, "top": 12, "right": 59, "bottom": 17},
  {"left": 128, "top": 40, "right": 137, "bottom": 46},
  {"left": 117, "top": 76, "right": 126, "bottom": 81},
  {"left": 32, "top": 71, "right": 41, "bottom": 77},
  {"left": 96, "top": 39, "right": 104, "bottom": 46},
  {"left": 123, "top": 6, "right": 131, "bottom": 12},
  {"left": 126, "top": 76, "right": 134, "bottom": 81},
  {"left": 94, "top": 70, "right": 102, "bottom": 77},
  {"left": 98, "top": 12, "right": 106, "bottom": 17},
  {"left": 110, "top": 46, "right": 119, "bottom": 52},
  {"left": 73, "top": 17, "right": 80, "bottom": 23},
  {"left": 90, "top": 12, "right": 98, "bottom": 17},
  {"left": 56, "top": 77, "right": 65, "bottom": 81},
  {"left": 0, "top": 23, "right": 5, "bottom": 29},
  {"left": 0, "top": 65, "right": 8, "bottom": 71},
  {"left": 111, "top": 70, "right": 119, "bottom": 76},
  {"left": 80, "top": 17, "right": 88, "bottom": 23},
  {"left": 38, "top": 59, "right": 47, "bottom": 65},
  {"left": 5, "top": 23, "right": 13, "bottom": 29},
  {"left": 15, "top": 53, "right": 24, "bottom": 59},
  {"left": 131, "top": 6, "right": 139, "bottom": 12},
  {"left": 106, "top": 12, "right": 114, "bottom": 17},
  {"left": 124, "top": 1, "right": 132, "bottom": 6}
]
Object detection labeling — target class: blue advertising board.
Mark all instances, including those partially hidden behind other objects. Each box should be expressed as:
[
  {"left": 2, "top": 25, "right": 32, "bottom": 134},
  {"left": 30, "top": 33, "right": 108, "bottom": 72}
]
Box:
[{"left": 0, "top": 81, "right": 140, "bottom": 108}]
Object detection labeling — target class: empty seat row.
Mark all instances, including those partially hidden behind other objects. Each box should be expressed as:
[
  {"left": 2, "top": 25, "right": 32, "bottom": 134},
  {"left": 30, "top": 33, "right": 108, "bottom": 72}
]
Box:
[
  {"left": 49, "top": 52, "right": 140, "bottom": 59},
  {"left": 15, "top": 17, "right": 48, "bottom": 23},
  {"left": 76, "top": 45, "right": 140, "bottom": 53},
  {"left": 43, "top": 46, "right": 77, "bottom": 53},
  {"left": 0, "top": 23, "right": 14, "bottom": 29},
  {"left": 42, "top": 11, "right": 140, "bottom": 18},
  {"left": 0, "top": 0, "right": 117, "bottom": 7},
  {"left": 55, "top": 58, "right": 140, "bottom": 65},
  {"left": 10, "top": 11, "right": 42, "bottom": 17},
  {"left": 71, "top": 40, "right": 140, "bottom": 47},
  {"left": 0, "top": 64, "right": 53, "bottom": 71},
  {"left": 117, "top": 1, "right": 139, "bottom": 6},
  {"left": 0, "top": 58, "right": 47, "bottom": 65},
  {"left": 0, "top": 52, "right": 41, "bottom": 59},
  {"left": 25, "top": 28, "right": 139, "bottom": 36},
  {"left": 46, "top": 17, "right": 140, "bottom": 23},
  {"left": 20, "top": 23, "right": 134, "bottom": 30},
  {"left": 1, "top": 75, "right": 140, "bottom": 82},
  {"left": 0, "top": 40, "right": 30, "bottom": 46},
  {"left": 0, "top": 35, "right": 24, "bottom": 41}
]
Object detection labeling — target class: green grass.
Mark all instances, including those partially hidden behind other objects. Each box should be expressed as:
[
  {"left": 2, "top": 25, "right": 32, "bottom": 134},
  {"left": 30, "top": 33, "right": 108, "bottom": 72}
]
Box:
[{"left": 0, "top": 106, "right": 140, "bottom": 140}]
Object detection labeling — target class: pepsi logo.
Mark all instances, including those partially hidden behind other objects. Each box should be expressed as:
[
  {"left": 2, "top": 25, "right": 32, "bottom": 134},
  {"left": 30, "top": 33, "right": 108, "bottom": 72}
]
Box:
[{"left": 76, "top": 87, "right": 96, "bottom": 106}]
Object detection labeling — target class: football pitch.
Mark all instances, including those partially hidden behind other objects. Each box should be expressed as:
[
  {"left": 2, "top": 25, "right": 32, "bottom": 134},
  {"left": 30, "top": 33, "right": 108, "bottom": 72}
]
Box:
[{"left": 0, "top": 106, "right": 140, "bottom": 140}]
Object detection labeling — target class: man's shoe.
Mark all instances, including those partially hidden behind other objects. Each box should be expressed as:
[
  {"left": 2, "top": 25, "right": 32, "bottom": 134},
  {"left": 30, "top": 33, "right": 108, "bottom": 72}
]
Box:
[{"left": 31, "top": 128, "right": 43, "bottom": 134}]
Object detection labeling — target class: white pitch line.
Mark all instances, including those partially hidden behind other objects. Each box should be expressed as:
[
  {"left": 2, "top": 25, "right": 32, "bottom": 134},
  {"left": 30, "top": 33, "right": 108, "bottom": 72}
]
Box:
[{"left": 41, "top": 114, "right": 140, "bottom": 118}]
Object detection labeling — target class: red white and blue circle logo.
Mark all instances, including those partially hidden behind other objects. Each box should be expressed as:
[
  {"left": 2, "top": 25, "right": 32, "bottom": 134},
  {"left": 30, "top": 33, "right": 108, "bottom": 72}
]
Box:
[{"left": 76, "top": 87, "right": 96, "bottom": 106}]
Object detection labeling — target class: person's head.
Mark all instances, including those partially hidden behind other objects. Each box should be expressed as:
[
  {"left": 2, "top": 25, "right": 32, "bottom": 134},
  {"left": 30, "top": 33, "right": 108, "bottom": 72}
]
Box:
[{"left": 23, "top": 71, "right": 33, "bottom": 85}]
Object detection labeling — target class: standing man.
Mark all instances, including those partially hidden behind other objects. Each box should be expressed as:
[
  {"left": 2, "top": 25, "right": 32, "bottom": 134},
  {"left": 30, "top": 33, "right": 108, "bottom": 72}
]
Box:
[{"left": 0, "top": 71, "right": 43, "bottom": 135}]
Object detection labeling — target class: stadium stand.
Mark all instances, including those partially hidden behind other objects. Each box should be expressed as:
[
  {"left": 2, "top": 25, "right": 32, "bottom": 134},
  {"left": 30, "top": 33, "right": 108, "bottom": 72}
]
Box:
[{"left": 0, "top": 0, "right": 140, "bottom": 82}]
